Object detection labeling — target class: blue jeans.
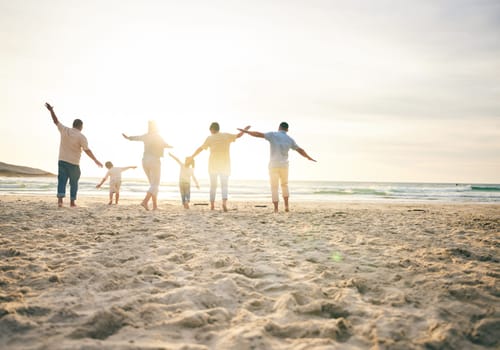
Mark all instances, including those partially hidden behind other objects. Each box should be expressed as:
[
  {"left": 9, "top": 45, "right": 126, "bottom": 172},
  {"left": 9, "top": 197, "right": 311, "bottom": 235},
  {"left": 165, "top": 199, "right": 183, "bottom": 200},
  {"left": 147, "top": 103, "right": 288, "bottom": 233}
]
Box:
[
  {"left": 179, "top": 182, "right": 191, "bottom": 203},
  {"left": 209, "top": 173, "right": 228, "bottom": 202},
  {"left": 57, "top": 160, "right": 81, "bottom": 200}
]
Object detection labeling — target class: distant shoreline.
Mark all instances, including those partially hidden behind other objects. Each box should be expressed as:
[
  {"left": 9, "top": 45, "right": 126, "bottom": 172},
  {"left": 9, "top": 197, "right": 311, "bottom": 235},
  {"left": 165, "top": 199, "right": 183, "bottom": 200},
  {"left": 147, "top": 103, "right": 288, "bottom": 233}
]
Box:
[{"left": 0, "top": 161, "right": 55, "bottom": 177}]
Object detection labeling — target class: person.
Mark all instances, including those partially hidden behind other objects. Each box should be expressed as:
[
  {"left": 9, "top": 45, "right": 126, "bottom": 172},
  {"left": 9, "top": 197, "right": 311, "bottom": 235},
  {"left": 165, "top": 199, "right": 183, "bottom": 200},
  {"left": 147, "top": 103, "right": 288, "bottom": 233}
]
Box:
[
  {"left": 96, "top": 162, "right": 137, "bottom": 205},
  {"left": 238, "top": 122, "right": 316, "bottom": 213},
  {"left": 168, "top": 153, "right": 200, "bottom": 209},
  {"left": 45, "top": 102, "right": 103, "bottom": 207},
  {"left": 122, "top": 121, "right": 172, "bottom": 210},
  {"left": 189, "top": 122, "right": 249, "bottom": 212}
]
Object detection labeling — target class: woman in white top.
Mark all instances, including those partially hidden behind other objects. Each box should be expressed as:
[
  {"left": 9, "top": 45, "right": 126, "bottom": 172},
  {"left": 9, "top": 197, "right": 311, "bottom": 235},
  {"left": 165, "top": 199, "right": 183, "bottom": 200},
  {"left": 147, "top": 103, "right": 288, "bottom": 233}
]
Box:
[{"left": 122, "top": 121, "right": 172, "bottom": 210}]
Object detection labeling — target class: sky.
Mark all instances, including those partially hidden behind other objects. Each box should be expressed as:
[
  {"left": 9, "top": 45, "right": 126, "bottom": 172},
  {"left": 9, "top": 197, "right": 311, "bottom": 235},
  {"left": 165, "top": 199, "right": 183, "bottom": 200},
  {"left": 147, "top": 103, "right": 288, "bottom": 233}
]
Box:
[{"left": 1, "top": 0, "right": 499, "bottom": 183}]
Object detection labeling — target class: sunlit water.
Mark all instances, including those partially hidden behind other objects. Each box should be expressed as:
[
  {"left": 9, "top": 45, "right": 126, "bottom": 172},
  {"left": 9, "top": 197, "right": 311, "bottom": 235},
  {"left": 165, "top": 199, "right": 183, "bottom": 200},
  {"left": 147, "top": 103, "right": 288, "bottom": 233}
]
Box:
[{"left": 1, "top": 177, "right": 499, "bottom": 203}]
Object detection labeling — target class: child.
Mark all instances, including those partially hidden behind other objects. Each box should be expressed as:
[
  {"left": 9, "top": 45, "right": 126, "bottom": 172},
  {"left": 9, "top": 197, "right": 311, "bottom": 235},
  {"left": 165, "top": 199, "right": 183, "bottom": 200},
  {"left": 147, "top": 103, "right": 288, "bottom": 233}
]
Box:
[
  {"left": 96, "top": 161, "right": 136, "bottom": 204},
  {"left": 168, "top": 153, "right": 200, "bottom": 209}
]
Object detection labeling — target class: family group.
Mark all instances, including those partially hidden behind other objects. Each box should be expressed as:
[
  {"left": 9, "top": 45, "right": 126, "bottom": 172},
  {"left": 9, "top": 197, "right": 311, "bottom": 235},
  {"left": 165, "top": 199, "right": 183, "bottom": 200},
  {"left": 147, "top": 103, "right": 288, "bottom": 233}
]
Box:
[{"left": 45, "top": 102, "right": 316, "bottom": 213}]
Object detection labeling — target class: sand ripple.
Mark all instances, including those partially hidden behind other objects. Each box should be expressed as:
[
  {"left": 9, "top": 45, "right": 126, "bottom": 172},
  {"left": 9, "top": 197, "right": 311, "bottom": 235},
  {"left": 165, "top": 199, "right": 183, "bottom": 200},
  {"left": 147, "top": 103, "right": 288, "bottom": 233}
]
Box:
[{"left": 0, "top": 196, "right": 499, "bottom": 349}]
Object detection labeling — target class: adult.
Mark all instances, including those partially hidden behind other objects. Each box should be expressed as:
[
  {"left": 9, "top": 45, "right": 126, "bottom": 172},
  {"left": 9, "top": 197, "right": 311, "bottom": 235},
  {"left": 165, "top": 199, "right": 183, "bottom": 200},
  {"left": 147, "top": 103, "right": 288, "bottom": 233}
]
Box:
[
  {"left": 122, "top": 121, "right": 172, "bottom": 210},
  {"left": 189, "top": 122, "right": 249, "bottom": 211},
  {"left": 45, "top": 102, "right": 103, "bottom": 207},
  {"left": 238, "top": 122, "right": 316, "bottom": 213}
]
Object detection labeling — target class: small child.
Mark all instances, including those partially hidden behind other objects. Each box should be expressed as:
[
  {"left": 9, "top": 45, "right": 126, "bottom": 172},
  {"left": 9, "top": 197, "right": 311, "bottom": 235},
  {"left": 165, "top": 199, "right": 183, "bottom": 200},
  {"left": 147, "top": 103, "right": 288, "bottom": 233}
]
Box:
[
  {"left": 96, "top": 161, "right": 137, "bottom": 205},
  {"left": 169, "top": 153, "right": 200, "bottom": 209}
]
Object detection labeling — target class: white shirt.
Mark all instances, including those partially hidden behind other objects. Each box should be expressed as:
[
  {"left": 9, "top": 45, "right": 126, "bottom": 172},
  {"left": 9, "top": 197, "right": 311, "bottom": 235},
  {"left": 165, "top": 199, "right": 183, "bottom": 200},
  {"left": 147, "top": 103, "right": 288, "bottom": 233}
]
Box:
[
  {"left": 179, "top": 166, "right": 194, "bottom": 184},
  {"left": 129, "top": 133, "right": 168, "bottom": 160},
  {"left": 57, "top": 122, "right": 89, "bottom": 165},
  {"left": 106, "top": 167, "right": 128, "bottom": 184}
]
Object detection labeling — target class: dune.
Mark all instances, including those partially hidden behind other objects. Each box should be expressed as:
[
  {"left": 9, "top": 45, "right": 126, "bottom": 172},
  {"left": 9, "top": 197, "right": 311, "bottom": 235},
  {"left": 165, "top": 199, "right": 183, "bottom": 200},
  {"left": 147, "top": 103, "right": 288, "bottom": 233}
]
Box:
[{"left": 0, "top": 162, "right": 55, "bottom": 177}]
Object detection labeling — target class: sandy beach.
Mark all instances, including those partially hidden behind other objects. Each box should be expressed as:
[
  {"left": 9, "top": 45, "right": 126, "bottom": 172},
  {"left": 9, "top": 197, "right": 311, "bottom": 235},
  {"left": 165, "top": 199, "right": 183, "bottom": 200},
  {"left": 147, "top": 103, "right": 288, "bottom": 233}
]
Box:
[{"left": 0, "top": 195, "right": 498, "bottom": 349}]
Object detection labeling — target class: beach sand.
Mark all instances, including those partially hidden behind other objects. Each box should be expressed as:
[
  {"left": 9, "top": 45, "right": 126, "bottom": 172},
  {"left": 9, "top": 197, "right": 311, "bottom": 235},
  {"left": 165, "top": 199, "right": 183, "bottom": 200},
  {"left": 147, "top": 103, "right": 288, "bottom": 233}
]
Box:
[{"left": 0, "top": 195, "right": 498, "bottom": 349}]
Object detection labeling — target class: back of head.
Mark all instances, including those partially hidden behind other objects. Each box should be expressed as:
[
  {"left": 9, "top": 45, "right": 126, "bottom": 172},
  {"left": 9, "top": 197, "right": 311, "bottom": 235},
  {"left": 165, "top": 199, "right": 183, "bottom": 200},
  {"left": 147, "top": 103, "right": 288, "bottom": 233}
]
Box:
[
  {"left": 105, "top": 161, "right": 113, "bottom": 169},
  {"left": 279, "top": 121, "right": 289, "bottom": 131},
  {"left": 209, "top": 122, "right": 220, "bottom": 133},
  {"left": 148, "top": 120, "right": 159, "bottom": 133},
  {"left": 73, "top": 119, "right": 83, "bottom": 130}
]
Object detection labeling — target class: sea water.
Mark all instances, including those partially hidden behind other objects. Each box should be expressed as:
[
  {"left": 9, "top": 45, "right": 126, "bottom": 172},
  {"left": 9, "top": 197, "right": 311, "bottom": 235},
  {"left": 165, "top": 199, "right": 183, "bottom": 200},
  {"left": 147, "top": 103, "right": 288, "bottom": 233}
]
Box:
[{"left": 1, "top": 177, "right": 499, "bottom": 203}]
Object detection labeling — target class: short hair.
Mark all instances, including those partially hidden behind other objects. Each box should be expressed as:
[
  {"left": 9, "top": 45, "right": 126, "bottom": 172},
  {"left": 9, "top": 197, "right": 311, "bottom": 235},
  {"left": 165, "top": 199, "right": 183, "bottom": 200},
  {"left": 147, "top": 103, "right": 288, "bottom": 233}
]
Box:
[
  {"left": 105, "top": 161, "right": 113, "bottom": 169},
  {"left": 209, "top": 122, "right": 220, "bottom": 132},
  {"left": 279, "top": 122, "right": 289, "bottom": 130},
  {"left": 73, "top": 119, "right": 83, "bottom": 129}
]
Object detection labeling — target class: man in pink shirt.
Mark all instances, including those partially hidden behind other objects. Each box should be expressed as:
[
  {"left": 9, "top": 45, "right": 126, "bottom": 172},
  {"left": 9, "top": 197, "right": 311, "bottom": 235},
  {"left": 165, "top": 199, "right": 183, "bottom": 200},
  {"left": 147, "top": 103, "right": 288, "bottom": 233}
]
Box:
[{"left": 45, "top": 102, "right": 102, "bottom": 207}]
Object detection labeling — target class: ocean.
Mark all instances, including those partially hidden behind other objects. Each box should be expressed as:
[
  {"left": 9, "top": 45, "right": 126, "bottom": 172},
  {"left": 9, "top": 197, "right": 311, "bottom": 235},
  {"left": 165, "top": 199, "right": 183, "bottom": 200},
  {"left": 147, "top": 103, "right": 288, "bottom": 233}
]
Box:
[{"left": 1, "top": 177, "right": 499, "bottom": 203}]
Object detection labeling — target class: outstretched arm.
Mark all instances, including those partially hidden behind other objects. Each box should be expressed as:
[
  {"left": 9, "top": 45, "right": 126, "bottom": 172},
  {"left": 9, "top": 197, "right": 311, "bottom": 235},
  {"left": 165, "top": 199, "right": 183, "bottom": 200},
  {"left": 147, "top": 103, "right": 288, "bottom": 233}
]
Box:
[
  {"left": 190, "top": 146, "right": 205, "bottom": 159},
  {"left": 96, "top": 174, "right": 109, "bottom": 188},
  {"left": 296, "top": 147, "right": 316, "bottom": 162},
  {"left": 84, "top": 149, "right": 103, "bottom": 167},
  {"left": 125, "top": 166, "right": 137, "bottom": 171},
  {"left": 45, "top": 102, "right": 59, "bottom": 125},
  {"left": 168, "top": 152, "right": 183, "bottom": 166},
  {"left": 236, "top": 125, "right": 251, "bottom": 138},
  {"left": 192, "top": 174, "right": 200, "bottom": 189},
  {"left": 237, "top": 128, "right": 265, "bottom": 138}
]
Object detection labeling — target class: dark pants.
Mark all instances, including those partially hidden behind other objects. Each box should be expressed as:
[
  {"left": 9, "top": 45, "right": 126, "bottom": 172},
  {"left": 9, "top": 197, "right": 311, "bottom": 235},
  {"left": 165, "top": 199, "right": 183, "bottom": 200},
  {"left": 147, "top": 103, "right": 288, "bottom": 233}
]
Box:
[{"left": 57, "top": 160, "right": 81, "bottom": 200}]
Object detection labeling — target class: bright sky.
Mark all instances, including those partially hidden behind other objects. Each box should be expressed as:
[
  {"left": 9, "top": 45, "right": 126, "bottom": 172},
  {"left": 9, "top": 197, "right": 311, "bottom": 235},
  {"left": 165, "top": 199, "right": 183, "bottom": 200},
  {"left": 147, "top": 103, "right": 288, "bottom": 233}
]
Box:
[{"left": 1, "top": 0, "right": 499, "bottom": 183}]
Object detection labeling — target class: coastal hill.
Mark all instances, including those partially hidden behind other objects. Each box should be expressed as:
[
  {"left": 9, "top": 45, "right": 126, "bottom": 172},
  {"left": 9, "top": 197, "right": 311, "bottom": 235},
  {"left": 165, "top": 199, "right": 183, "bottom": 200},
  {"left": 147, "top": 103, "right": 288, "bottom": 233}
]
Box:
[{"left": 0, "top": 161, "right": 55, "bottom": 177}]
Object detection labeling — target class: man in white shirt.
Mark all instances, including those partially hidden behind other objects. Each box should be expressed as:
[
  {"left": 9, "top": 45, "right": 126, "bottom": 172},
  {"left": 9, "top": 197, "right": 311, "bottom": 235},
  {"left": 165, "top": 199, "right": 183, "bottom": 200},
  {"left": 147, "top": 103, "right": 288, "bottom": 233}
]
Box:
[
  {"left": 238, "top": 122, "right": 316, "bottom": 213},
  {"left": 45, "top": 102, "right": 102, "bottom": 207}
]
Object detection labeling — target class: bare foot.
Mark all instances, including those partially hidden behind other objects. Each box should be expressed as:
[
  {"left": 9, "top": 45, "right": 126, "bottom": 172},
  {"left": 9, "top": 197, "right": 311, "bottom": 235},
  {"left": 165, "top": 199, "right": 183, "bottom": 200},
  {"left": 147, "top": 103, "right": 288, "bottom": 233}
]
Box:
[
  {"left": 70, "top": 201, "right": 77, "bottom": 207},
  {"left": 57, "top": 198, "right": 63, "bottom": 207},
  {"left": 222, "top": 204, "right": 228, "bottom": 212},
  {"left": 285, "top": 206, "right": 289, "bottom": 212},
  {"left": 141, "top": 201, "right": 149, "bottom": 211},
  {"left": 108, "top": 201, "right": 112, "bottom": 205}
]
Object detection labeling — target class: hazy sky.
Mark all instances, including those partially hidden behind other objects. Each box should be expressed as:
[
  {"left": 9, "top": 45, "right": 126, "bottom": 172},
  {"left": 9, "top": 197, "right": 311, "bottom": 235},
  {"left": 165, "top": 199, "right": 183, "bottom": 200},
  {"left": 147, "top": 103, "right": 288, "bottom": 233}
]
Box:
[{"left": 1, "top": 0, "right": 499, "bottom": 183}]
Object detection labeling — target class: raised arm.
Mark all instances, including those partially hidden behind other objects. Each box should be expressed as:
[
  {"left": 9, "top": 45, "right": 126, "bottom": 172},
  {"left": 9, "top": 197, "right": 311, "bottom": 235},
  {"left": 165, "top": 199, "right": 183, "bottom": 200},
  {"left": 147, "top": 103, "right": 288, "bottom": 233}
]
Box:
[
  {"left": 190, "top": 146, "right": 205, "bottom": 159},
  {"left": 237, "top": 128, "right": 264, "bottom": 138},
  {"left": 236, "top": 125, "right": 251, "bottom": 138},
  {"left": 296, "top": 147, "right": 316, "bottom": 162},
  {"left": 168, "top": 152, "right": 183, "bottom": 166},
  {"left": 84, "top": 149, "right": 103, "bottom": 167},
  {"left": 45, "top": 102, "right": 59, "bottom": 125}
]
